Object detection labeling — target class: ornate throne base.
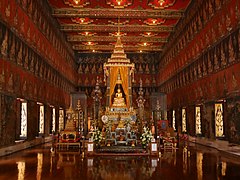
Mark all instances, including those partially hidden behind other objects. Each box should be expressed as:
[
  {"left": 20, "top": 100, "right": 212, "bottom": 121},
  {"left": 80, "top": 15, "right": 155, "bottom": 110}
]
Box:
[{"left": 97, "top": 145, "right": 146, "bottom": 154}]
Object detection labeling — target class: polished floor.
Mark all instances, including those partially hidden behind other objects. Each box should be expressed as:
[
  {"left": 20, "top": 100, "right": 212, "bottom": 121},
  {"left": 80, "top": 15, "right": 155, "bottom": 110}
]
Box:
[{"left": 0, "top": 143, "right": 240, "bottom": 180}]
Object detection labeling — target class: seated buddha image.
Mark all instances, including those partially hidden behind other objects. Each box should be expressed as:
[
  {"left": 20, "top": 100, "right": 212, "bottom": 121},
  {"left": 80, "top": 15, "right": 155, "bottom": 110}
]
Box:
[
  {"left": 112, "top": 87, "right": 126, "bottom": 107},
  {"left": 117, "top": 119, "right": 125, "bottom": 129}
]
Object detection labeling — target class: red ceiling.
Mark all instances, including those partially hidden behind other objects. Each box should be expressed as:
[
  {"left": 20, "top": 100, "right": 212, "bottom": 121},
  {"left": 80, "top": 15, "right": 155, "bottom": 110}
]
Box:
[
  {"left": 49, "top": 0, "right": 190, "bottom": 10},
  {"left": 47, "top": 0, "right": 192, "bottom": 53}
]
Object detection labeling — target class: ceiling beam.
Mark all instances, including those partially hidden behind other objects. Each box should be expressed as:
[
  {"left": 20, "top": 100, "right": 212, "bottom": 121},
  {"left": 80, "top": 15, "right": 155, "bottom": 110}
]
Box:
[
  {"left": 67, "top": 35, "right": 168, "bottom": 43},
  {"left": 52, "top": 8, "right": 184, "bottom": 19},
  {"left": 72, "top": 45, "right": 163, "bottom": 51},
  {"left": 60, "top": 24, "right": 174, "bottom": 32}
]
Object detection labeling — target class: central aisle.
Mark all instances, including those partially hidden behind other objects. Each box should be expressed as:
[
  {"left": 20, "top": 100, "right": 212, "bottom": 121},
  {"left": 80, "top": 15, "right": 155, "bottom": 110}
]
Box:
[{"left": 0, "top": 143, "right": 240, "bottom": 180}]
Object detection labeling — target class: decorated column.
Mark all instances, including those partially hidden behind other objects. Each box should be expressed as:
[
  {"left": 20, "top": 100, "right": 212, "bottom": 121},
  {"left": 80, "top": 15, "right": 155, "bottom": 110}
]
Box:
[
  {"left": 136, "top": 79, "right": 145, "bottom": 134},
  {"left": 93, "top": 77, "right": 102, "bottom": 129}
]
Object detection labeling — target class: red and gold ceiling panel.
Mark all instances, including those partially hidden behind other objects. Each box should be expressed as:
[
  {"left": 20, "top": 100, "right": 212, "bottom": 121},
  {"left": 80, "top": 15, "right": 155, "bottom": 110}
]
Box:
[
  {"left": 47, "top": 0, "right": 192, "bottom": 53},
  {"left": 148, "top": 0, "right": 176, "bottom": 9},
  {"left": 49, "top": 0, "right": 191, "bottom": 10},
  {"left": 106, "top": 0, "right": 133, "bottom": 9},
  {"left": 58, "top": 18, "right": 178, "bottom": 26},
  {"left": 144, "top": 18, "right": 166, "bottom": 26},
  {"left": 138, "top": 42, "right": 153, "bottom": 47},
  {"left": 71, "top": 17, "right": 93, "bottom": 25},
  {"left": 148, "top": 0, "right": 191, "bottom": 10},
  {"left": 140, "top": 32, "right": 158, "bottom": 37},
  {"left": 82, "top": 41, "right": 98, "bottom": 46},
  {"left": 63, "top": 0, "right": 90, "bottom": 8},
  {"left": 78, "top": 32, "right": 97, "bottom": 36}
]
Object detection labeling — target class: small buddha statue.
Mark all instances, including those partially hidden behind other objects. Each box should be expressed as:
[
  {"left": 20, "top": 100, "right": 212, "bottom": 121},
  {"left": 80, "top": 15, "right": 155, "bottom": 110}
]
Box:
[
  {"left": 112, "top": 88, "right": 126, "bottom": 107},
  {"left": 117, "top": 119, "right": 125, "bottom": 129}
]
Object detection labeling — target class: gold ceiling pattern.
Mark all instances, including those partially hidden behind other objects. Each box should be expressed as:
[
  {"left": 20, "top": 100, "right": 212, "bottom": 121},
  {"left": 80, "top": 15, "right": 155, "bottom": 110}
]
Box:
[{"left": 48, "top": 0, "right": 192, "bottom": 53}]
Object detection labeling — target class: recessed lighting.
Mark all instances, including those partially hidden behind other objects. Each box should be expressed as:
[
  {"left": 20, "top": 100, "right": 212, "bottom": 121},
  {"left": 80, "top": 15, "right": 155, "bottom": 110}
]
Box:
[
  {"left": 117, "top": 0, "right": 122, "bottom": 5},
  {"left": 159, "top": 0, "right": 165, "bottom": 6}
]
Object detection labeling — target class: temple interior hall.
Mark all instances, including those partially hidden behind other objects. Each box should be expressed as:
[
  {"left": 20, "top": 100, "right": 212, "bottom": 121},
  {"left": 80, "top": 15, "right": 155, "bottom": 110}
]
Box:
[{"left": 0, "top": 0, "right": 240, "bottom": 179}]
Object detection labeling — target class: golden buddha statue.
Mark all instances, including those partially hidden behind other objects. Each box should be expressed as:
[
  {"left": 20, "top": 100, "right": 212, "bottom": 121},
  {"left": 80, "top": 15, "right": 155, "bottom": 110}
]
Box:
[
  {"left": 112, "top": 88, "right": 126, "bottom": 107},
  {"left": 117, "top": 119, "right": 125, "bottom": 129}
]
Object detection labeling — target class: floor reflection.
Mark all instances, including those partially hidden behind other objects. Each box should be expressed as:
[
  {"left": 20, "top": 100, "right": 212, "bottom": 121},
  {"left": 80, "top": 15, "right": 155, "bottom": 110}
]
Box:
[
  {"left": 17, "top": 161, "right": 25, "bottom": 180},
  {"left": 37, "top": 153, "right": 43, "bottom": 180},
  {"left": 0, "top": 143, "right": 240, "bottom": 179},
  {"left": 196, "top": 152, "right": 203, "bottom": 180},
  {"left": 86, "top": 156, "right": 156, "bottom": 180}
]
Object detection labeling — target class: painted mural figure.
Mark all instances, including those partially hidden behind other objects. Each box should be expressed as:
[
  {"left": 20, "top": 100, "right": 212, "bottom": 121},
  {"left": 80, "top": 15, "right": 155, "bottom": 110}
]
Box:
[
  {"left": 196, "top": 107, "right": 201, "bottom": 134},
  {"left": 215, "top": 104, "right": 223, "bottom": 137},
  {"left": 20, "top": 104, "right": 27, "bottom": 137},
  {"left": 182, "top": 109, "right": 187, "bottom": 132}
]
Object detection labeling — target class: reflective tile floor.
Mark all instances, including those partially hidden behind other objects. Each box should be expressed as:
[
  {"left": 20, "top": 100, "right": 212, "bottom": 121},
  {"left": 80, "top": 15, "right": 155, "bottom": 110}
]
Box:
[{"left": 0, "top": 143, "right": 240, "bottom": 180}]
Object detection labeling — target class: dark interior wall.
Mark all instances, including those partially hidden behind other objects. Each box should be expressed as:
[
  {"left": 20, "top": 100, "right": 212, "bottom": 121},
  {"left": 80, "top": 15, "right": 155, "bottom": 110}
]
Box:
[
  {"left": 225, "top": 98, "right": 240, "bottom": 143},
  {"left": 0, "top": 95, "right": 17, "bottom": 147},
  {"left": 44, "top": 105, "right": 52, "bottom": 136},
  {"left": 27, "top": 100, "right": 39, "bottom": 140},
  {"left": 186, "top": 106, "right": 195, "bottom": 136},
  {"left": 0, "top": 0, "right": 76, "bottom": 147},
  {"left": 162, "top": 0, "right": 240, "bottom": 141}
]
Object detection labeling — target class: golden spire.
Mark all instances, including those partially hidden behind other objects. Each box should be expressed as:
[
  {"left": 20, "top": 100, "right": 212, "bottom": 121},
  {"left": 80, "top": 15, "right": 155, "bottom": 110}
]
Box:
[{"left": 107, "top": 16, "right": 130, "bottom": 63}]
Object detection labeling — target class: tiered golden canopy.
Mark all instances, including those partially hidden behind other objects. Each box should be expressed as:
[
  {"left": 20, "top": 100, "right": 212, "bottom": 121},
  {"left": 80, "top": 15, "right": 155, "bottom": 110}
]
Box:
[{"left": 104, "top": 36, "right": 134, "bottom": 109}]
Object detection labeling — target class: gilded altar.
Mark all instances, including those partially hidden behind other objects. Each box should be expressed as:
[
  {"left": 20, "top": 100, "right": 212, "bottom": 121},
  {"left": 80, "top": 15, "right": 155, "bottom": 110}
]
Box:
[{"left": 102, "top": 34, "right": 136, "bottom": 129}]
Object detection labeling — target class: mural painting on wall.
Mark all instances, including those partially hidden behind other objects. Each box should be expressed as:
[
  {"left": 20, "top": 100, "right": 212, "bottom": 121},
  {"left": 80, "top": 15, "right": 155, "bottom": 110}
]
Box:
[
  {"left": 172, "top": 110, "right": 176, "bottom": 131},
  {"left": 215, "top": 103, "right": 224, "bottom": 137},
  {"left": 158, "top": 0, "right": 240, "bottom": 100},
  {"left": 182, "top": 108, "right": 186, "bottom": 133},
  {"left": 20, "top": 102, "right": 27, "bottom": 138},
  {"left": 0, "top": 22, "right": 72, "bottom": 106},
  {"left": 195, "top": 106, "right": 201, "bottom": 135}
]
